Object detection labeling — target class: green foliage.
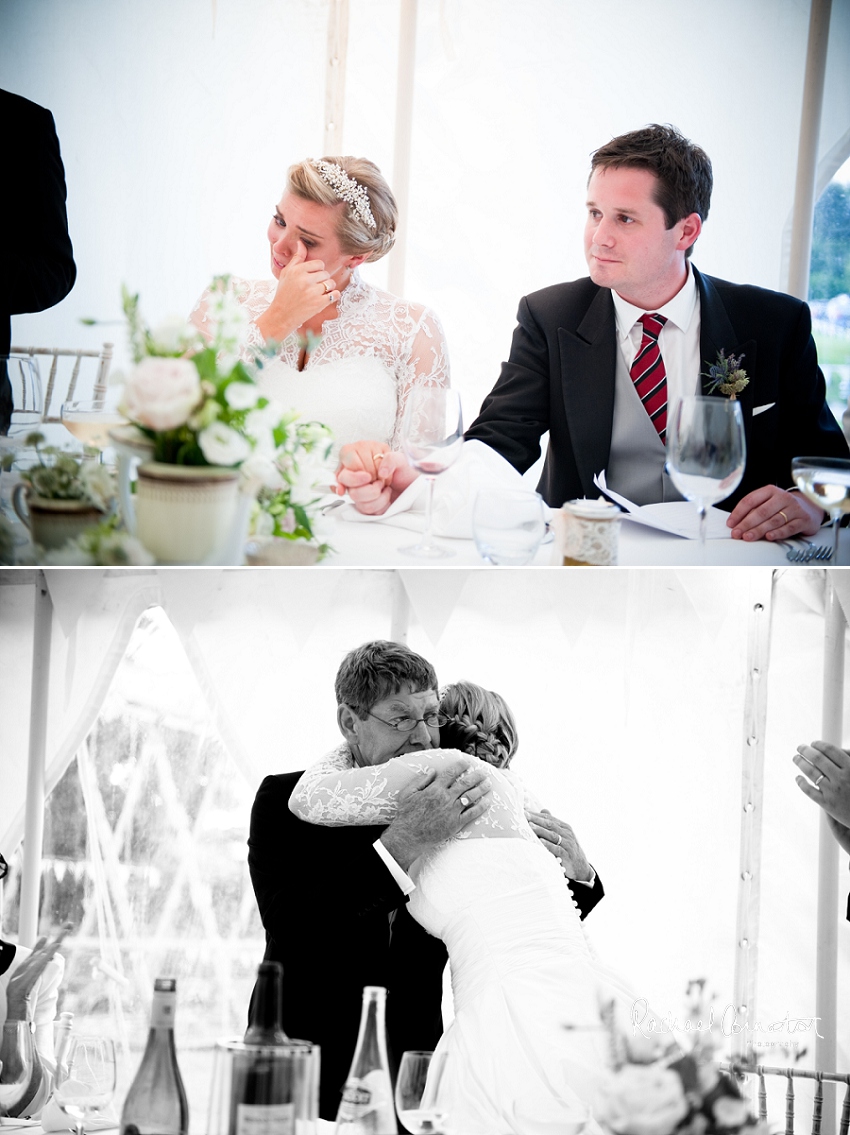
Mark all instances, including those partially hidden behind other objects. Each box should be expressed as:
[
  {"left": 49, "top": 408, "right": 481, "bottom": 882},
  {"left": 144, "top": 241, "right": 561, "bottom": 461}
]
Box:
[{"left": 810, "top": 181, "right": 850, "bottom": 300}]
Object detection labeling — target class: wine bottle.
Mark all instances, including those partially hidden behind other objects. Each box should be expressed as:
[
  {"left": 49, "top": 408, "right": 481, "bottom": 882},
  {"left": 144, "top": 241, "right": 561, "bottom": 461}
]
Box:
[
  {"left": 335, "top": 986, "right": 395, "bottom": 1134},
  {"left": 229, "top": 961, "right": 296, "bottom": 1135},
  {"left": 120, "top": 977, "right": 189, "bottom": 1135}
]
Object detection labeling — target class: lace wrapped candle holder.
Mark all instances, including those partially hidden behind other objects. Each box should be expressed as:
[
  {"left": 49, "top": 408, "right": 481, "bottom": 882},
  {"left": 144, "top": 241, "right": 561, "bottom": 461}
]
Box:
[{"left": 552, "top": 499, "right": 622, "bottom": 566}]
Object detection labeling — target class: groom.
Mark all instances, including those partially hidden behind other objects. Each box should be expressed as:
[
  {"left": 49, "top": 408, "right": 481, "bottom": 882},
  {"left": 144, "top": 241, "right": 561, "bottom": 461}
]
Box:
[
  {"left": 248, "top": 640, "right": 603, "bottom": 1121},
  {"left": 336, "top": 124, "right": 848, "bottom": 543}
]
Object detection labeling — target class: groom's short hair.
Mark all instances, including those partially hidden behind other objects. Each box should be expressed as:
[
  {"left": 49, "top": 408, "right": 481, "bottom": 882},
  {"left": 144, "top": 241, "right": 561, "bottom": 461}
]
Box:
[
  {"left": 335, "top": 640, "right": 438, "bottom": 719},
  {"left": 590, "top": 123, "right": 713, "bottom": 257}
]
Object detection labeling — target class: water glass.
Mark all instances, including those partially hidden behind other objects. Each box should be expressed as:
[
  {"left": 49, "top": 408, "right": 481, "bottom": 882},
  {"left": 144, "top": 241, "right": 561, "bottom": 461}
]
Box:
[
  {"left": 394, "top": 1050, "right": 449, "bottom": 1134},
  {"left": 472, "top": 488, "right": 546, "bottom": 565},
  {"left": 53, "top": 1035, "right": 117, "bottom": 1135}
]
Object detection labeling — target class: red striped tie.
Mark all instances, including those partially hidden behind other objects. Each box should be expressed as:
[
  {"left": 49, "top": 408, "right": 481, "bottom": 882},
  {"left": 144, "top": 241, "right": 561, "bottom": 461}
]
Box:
[{"left": 630, "top": 312, "right": 668, "bottom": 443}]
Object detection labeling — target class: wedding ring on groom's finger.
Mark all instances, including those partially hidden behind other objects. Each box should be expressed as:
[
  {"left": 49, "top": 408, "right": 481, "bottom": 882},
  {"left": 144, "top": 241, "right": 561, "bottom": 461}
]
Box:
[
  {"left": 815, "top": 774, "right": 826, "bottom": 788},
  {"left": 459, "top": 795, "right": 470, "bottom": 807},
  {"left": 556, "top": 834, "right": 562, "bottom": 847}
]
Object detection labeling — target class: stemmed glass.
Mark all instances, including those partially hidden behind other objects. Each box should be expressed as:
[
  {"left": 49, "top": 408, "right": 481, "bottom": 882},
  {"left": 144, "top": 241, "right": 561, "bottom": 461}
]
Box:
[
  {"left": 665, "top": 395, "right": 745, "bottom": 555},
  {"left": 399, "top": 388, "right": 464, "bottom": 558},
  {"left": 0, "top": 1020, "right": 35, "bottom": 1117},
  {"left": 53, "top": 1036, "right": 117, "bottom": 1135},
  {"left": 394, "top": 1050, "right": 449, "bottom": 1134},
  {"left": 61, "top": 399, "right": 125, "bottom": 462},
  {"left": 791, "top": 456, "right": 850, "bottom": 564},
  {"left": 472, "top": 488, "right": 546, "bottom": 565},
  {"left": 1, "top": 355, "right": 44, "bottom": 442}
]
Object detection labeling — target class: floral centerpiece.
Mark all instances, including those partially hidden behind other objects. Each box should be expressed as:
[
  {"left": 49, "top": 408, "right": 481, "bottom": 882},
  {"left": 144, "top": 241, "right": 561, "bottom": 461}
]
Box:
[
  {"left": 6, "top": 434, "right": 115, "bottom": 512},
  {"left": 593, "top": 984, "right": 768, "bottom": 1135},
  {"left": 117, "top": 278, "right": 334, "bottom": 557}
]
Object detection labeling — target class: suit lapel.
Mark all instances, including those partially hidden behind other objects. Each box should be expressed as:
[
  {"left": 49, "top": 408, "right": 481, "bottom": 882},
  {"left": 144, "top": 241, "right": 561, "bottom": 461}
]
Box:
[
  {"left": 558, "top": 286, "right": 618, "bottom": 496},
  {"left": 695, "top": 268, "right": 756, "bottom": 460}
]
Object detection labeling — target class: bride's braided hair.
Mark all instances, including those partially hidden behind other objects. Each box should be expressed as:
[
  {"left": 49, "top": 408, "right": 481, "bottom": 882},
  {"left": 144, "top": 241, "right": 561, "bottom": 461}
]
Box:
[{"left": 438, "top": 680, "right": 518, "bottom": 769}]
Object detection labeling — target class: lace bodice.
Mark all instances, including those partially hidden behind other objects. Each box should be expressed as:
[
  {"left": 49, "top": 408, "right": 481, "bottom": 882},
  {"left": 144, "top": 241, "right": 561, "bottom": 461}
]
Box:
[
  {"left": 188, "top": 273, "right": 450, "bottom": 452},
  {"left": 289, "top": 743, "right": 542, "bottom": 841}
]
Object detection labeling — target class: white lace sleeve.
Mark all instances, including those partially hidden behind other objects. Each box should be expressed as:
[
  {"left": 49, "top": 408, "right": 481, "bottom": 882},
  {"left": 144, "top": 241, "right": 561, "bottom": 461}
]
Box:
[
  {"left": 187, "top": 276, "right": 272, "bottom": 361},
  {"left": 390, "top": 304, "right": 451, "bottom": 448},
  {"left": 290, "top": 748, "right": 471, "bottom": 827}
]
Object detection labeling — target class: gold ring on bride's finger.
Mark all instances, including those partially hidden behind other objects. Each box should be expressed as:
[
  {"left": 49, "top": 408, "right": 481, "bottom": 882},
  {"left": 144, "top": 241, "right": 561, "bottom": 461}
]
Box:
[
  {"left": 778, "top": 510, "right": 788, "bottom": 525},
  {"left": 324, "top": 279, "right": 334, "bottom": 294}
]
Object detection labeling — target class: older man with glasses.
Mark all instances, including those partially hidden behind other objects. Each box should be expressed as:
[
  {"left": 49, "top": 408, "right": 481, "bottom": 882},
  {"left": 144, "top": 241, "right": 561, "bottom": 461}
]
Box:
[{"left": 248, "top": 639, "right": 603, "bottom": 1123}]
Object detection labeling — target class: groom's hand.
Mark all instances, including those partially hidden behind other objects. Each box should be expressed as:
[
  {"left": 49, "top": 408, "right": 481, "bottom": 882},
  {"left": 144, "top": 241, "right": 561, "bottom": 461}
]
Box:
[
  {"left": 381, "top": 763, "right": 491, "bottom": 871},
  {"left": 526, "top": 809, "right": 592, "bottom": 882}
]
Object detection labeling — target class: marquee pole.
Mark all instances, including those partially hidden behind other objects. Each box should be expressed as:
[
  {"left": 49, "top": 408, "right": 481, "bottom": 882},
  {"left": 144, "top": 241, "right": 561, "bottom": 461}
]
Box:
[{"left": 386, "top": 0, "right": 418, "bottom": 297}]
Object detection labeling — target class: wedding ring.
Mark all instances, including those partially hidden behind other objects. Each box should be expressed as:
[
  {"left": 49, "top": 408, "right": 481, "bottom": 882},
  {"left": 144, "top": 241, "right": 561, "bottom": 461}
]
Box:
[
  {"left": 815, "top": 774, "right": 825, "bottom": 788},
  {"left": 778, "top": 510, "right": 788, "bottom": 525},
  {"left": 324, "top": 279, "right": 334, "bottom": 294},
  {"left": 556, "top": 834, "right": 562, "bottom": 847},
  {"left": 460, "top": 794, "right": 470, "bottom": 807}
]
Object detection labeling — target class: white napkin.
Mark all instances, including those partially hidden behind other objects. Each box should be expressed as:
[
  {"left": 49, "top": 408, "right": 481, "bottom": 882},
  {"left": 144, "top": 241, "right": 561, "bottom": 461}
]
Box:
[{"left": 592, "top": 472, "right": 732, "bottom": 540}]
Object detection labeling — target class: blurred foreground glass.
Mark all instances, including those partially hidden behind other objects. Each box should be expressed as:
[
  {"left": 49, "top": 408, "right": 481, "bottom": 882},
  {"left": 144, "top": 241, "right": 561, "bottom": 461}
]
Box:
[
  {"left": 792, "top": 455, "right": 850, "bottom": 564},
  {"left": 665, "top": 396, "right": 745, "bottom": 553},
  {"left": 53, "top": 1035, "right": 117, "bottom": 1135},
  {"left": 0, "top": 1020, "right": 34, "bottom": 1117},
  {"left": 399, "top": 387, "right": 463, "bottom": 559},
  {"left": 207, "top": 1037, "right": 319, "bottom": 1135},
  {"left": 394, "top": 1051, "right": 449, "bottom": 1134},
  {"left": 472, "top": 488, "right": 546, "bottom": 565},
  {"left": 1, "top": 355, "right": 43, "bottom": 439}
]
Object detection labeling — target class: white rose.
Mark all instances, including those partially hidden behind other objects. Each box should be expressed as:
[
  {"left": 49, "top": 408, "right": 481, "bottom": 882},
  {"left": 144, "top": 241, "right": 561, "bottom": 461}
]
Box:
[
  {"left": 594, "top": 1065, "right": 689, "bottom": 1135},
  {"left": 121, "top": 357, "right": 201, "bottom": 431},
  {"left": 198, "top": 422, "right": 251, "bottom": 466},
  {"left": 149, "top": 316, "right": 197, "bottom": 355},
  {"left": 224, "top": 381, "right": 259, "bottom": 411}
]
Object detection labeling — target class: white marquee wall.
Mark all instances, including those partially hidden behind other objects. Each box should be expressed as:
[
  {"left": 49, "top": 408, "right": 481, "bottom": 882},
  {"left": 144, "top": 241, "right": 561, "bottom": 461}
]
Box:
[{"left": 1, "top": 0, "right": 849, "bottom": 419}]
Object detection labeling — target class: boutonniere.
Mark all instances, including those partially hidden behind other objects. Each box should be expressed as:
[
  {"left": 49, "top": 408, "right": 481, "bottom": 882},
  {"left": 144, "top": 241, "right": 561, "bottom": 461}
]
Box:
[{"left": 702, "top": 349, "right": 749, "bottom": 400}]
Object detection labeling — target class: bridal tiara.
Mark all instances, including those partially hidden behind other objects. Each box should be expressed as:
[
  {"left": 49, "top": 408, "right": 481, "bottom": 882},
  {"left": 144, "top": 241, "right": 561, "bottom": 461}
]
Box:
[{"left": 311, "top": 160, "right": 377, "bottom": 231}]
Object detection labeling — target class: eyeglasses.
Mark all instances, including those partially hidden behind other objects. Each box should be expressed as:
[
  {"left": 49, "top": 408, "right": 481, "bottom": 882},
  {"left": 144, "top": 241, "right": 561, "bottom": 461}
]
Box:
[{"left": 365, "top": 709, "right": 444, "bottom": 734}]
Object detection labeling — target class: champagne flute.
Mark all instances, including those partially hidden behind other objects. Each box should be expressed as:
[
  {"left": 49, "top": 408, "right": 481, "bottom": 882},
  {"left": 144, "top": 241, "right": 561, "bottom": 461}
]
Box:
[
  {"left": 394, "top": 1051, "right": 449, "bottom": 1134},
  {"left": 665, "top": 395, "right": 745, "bottom": 555},
  {"left": 399, "top": 388, "right": 463, "bottom": 559},
  {"left": 472, "top": 488, "right": 546, "bottom": 565},
  {"left": 791, "top": 455, "right": 850, "bottom": 563},
  {"left": 53, "top": 1035, "right": 116, "bottom": 1135},
  {"left": 0, "top": 1020, "right": 35, "bottom": 1117}
]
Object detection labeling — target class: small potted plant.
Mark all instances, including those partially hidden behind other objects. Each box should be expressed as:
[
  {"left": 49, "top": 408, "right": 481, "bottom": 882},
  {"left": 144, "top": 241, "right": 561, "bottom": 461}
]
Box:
[{"left": 6, "top": 433, "right": 115, "bottom": 551}]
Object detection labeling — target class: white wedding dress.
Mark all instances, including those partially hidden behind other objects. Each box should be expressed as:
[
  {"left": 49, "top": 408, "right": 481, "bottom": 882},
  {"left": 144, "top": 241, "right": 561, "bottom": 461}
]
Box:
[
  {"left": 189, "top": 272, "right": 450, "bottom": 460},
  {"left": 290, "top": 747, "right": 640, "bottom": 1135}
]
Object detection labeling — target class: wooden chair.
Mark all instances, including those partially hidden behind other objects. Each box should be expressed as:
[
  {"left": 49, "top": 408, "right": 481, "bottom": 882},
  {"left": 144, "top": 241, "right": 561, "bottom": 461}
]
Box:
[
  {"left": 11, "top": 343, "right": 114, "bottom": 422},
  {"left": 722, "top": 1062, "right": 850, "bottom": 1135}
]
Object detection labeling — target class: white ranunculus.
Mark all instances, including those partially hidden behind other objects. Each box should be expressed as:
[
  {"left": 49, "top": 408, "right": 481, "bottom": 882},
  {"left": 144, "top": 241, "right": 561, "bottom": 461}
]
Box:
[
  {"left": 198, "top": 422, "right": 251, "bottom": 466},
  {"left": 594, "top": 1065, "right": 689, "bottom": 1135},
  {"left": 121, "top": 357, "right": 201, "bottom": 431},
  {"left": 224, "top": 381, "right": 260, "bottom": 411},
  {"left": 149, "top": 316, "right": 197, "bottom": 355}
]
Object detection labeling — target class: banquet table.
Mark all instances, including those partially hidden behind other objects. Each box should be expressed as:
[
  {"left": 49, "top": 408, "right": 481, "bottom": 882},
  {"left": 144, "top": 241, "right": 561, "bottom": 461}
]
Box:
[{"left": 313, "top": 508, "right": 849, "bottom": 567}]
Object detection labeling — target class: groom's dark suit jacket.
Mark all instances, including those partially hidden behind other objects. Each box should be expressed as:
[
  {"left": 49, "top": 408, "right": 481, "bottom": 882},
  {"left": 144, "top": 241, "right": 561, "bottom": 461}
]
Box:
[
  {"left": 466, "top": 267, "right": 848, "bottom": 509},
  {"left": 248, "top": 770, "right": 605, "bottom": 1121}
]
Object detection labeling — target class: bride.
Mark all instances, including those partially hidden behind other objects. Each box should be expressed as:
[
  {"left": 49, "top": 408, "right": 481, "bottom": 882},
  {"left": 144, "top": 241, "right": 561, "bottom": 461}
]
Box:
[
  {"left": 289, "top": 681, "right": 642, "bottom": 1135},
  {"left": 189, "top": 157, "right": 449, "bottom": 460}
]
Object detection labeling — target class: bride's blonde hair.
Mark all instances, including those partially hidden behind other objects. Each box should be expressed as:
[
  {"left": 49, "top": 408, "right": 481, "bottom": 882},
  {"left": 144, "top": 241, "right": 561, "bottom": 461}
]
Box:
[
  {"left": 438, "top": 680, "right": 518, "bottom": 769},
  {"left": 286, "top": 157, "right": 397, "bottom": 263}
]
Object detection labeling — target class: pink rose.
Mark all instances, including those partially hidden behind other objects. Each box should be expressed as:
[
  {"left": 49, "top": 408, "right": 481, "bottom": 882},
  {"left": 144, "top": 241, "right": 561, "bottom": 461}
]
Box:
[
  {"left": 595, "top": 1065, "right": 689, "bottom": 1135},
  {"left": 122, "top": 357, "right": 201, "bottom": 431}
]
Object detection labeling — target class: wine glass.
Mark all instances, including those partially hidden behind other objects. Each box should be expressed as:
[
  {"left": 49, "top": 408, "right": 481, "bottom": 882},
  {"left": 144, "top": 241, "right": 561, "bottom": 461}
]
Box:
[
  {"left": 394, "top": 1050, "right": 449, "bottom": 1134},
  {"left": 399, "top": 388, "right": 464, "bottom": 558},
  {"left": 665, "top": 395, "right": 745, "bottom": 554},
  {"left": 791, "top": 455, "right": 850, "bottom": 564},
  {"left": 0, "top": 1020, "right": 34, "bottom": 1117},
  {"left": 61, "top": 399, "right": 125, "bottom": 462},
  {"left": 472, "top": 488, "right": 546, "bottom": 565},
  {"left": 1, "top": 355, "right": 43, "bottom": 442},
  {"left": 53, "top": 1035, "right": 116, "bottom": 1135}
]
